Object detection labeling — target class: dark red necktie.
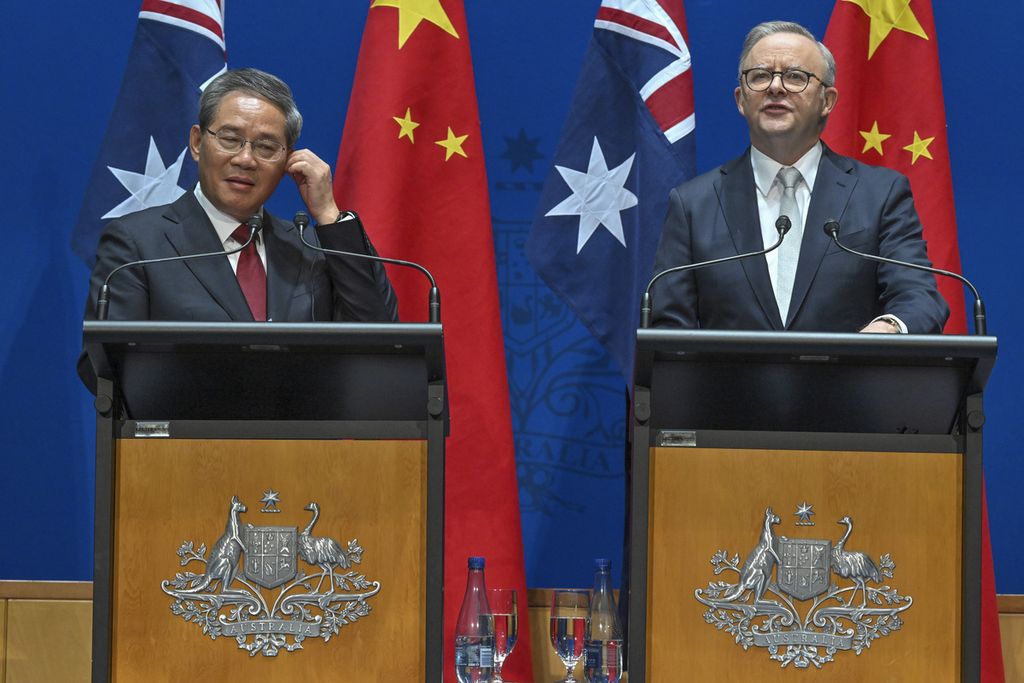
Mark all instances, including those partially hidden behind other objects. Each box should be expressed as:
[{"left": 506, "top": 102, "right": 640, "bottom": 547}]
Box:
[{"left": 231, "top": 223, "right": 267, "bottom": 321}]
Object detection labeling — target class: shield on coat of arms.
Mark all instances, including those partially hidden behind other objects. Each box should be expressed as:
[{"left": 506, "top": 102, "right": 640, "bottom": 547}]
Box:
[
  {"left": 777, "top": 537, "right": 831, "bottom": 600},
  {"left": 244, "top": 526, "right": 298, "bottom": 589}
]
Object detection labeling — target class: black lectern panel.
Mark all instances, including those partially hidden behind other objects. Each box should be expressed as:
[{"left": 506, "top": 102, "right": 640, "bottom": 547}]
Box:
[
  {"left": 637, "top": 329, "right": 996, "bottom": 435},
  {"left": 84, "top": 321, "right": 444, "bottom": 421}
]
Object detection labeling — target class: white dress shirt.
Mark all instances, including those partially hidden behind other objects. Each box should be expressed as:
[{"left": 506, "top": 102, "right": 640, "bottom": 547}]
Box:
[
  {"left": 749, "top": 143, "right": 905, "bottom": 332},
  {"left": 193, "top": 184, "right": 266, "bottom": 273},
  {"left": 750, "top": 142, "right": 821, "bottom": 297}
]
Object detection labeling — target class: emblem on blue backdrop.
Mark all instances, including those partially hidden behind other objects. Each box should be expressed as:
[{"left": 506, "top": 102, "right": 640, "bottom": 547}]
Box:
[
  {"left": 694, "top": 506, "right": 912, "bottom": 669},
  {"left": 160, "top": 496, "right": 380, "bottom": 657}
]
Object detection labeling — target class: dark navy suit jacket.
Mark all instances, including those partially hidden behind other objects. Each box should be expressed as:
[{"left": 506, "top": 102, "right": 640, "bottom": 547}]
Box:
[
  {"left": 79, "top": 191, "right": 398, "bottom": 389},
  {"left": 650, "top": 144, "right": 949, "bottom": 333}
]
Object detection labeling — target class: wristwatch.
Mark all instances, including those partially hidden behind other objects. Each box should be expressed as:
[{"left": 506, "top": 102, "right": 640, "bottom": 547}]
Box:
[{"left": 878, "top": 316, "right": 903, "bottom": 333}]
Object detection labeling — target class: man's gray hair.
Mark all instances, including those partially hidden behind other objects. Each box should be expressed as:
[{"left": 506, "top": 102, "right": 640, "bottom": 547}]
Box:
[
  {"left": 738, "top": 21, "right": 836, "bottom": 87},
  {"left": 198, "top": 68, "right": 303, "bottom": 147}
]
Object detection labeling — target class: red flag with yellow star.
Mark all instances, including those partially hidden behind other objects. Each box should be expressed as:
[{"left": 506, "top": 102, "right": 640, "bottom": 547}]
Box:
[
  {"left": 822, "top": 0, "right": 966, "bottom": 332},
  {"left": 823, "top": 2, "right": 1005, "bottom": 681},
  {"left": 334, "top": 1, "right": 533, "bottom": 680}
]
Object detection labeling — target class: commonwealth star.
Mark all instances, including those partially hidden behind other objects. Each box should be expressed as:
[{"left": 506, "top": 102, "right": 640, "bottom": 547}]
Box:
[
  {"left": 102, "top": 137, "right": 187, "bottom": 220},
  {"left": 546, "top": 137, "right": 637, "bottom": 254}
]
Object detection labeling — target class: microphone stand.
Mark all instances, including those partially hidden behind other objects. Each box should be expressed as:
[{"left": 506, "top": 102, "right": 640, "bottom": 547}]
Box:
[
  {"left": 96, "top": 214, "right": 263, "bottom": 321},
  {"left": 640, "top": 216, "right": 792, "bottom": 328},
  {"left": 294, "top": 211, "right": 441, "bottom": 324},
  {"left": 824, "top": 219, "right": 986, "bottom": 335}
]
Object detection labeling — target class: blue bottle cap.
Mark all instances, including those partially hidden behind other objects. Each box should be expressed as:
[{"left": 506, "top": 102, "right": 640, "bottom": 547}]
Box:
[
  {"left": 468, "top": 556, "right": 486, "bottom": 569},
  {"left": 595, "top": 558, "right": 611, "bottom": 570}
]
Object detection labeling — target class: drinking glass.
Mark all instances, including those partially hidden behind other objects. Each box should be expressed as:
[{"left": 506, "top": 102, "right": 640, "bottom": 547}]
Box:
[
  {"left": 550, "top": 589, "right": 590, "bottom": 683},
  {"left": 488, "top": 588, "right": 518, "bottom": 682}
]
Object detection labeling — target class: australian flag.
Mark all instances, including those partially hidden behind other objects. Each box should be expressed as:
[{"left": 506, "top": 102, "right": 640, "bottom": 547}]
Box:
[
  {"left": 526, "top": 0, "right": 696, "bottom": 384},
  {"left": 72, "top": 0, "right": 226, "bottom": 266}
]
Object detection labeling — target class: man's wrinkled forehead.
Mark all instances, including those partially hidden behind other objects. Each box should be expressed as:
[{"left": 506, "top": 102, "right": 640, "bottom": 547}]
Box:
[{"left": 744, "top": 32, "right": 823, "bottom": 70}]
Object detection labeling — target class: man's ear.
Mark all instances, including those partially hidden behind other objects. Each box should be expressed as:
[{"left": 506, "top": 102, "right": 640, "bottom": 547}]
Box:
[
  {"left": 821, "top": 86, "right": 838, "bottom": 118},
  {"left": 189, "top": 125, "right": 203, "bottom": 162}
]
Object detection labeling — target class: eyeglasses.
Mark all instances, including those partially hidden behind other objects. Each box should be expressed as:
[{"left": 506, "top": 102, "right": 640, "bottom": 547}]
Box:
[
  {"left": 203, "top": 128, "right": 287, "bottom": 162},
  {"left": 741, "top": 68, "right": 829, "bottom": 93}
]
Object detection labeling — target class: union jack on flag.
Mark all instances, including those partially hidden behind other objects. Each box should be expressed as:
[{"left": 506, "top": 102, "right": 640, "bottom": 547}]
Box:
[
  {"left": 72, "top": 0, "right": 227, "bottom": 266},
  {"left": 526, "top": 0, "right": 697, "bottom": 384}
]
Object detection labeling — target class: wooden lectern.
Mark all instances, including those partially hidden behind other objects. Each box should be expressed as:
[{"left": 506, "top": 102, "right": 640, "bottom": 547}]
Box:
[
  {"left": 628, "top": 329, "right": 996, "bottom": 682},
  {"left": 84, "top": 321, "right": 446, "bottom": 682}
]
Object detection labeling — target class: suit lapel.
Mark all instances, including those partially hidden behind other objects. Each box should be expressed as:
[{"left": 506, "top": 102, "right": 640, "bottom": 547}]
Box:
[
  {"left": 162, "top": 193, "right": 253, "bottom": 321},
  {"left": 264, "top": 212, "right": 307, "bottom": 322},
  {"left": 787, "top": 146, "right": 857, "bottom": 325},
  {"left": 717, "top": 151, "right": 784, "bottom": 329}
]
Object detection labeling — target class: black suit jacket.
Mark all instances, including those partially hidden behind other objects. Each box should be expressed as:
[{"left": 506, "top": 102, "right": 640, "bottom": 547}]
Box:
[
  {"left": 79, "top": 191, "right": 398, "bottom": 389},
  {"left": 651, "top": 145, "right": 949, "bottom": 333}
]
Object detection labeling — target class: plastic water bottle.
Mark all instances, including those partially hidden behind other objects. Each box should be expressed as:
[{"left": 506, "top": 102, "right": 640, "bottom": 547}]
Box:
[
  {"left": 584, "top": 558, "right": 623, "bottom": 683},
  {"left": 454, "top": 556, "right": 495, "bottom": 683}
]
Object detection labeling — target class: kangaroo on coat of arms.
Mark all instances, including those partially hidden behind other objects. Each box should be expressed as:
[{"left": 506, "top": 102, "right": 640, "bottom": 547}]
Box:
[{"left": 174, "top": 496, "right": 247, "bottom": 594}]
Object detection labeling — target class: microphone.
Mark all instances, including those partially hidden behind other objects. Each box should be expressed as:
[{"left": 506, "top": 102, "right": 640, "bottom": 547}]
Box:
[
  {"left": 823, "top": 219, "right": 986, "bottom": 335},
  {"left": 96, "top": 214, "right": 263, "bottom": 321},
  {"left": 293, "top": 211, "right": 441, "bottom": 323},
  {"left": 640, "top": 215, "right": 791, "bottom": 328}
]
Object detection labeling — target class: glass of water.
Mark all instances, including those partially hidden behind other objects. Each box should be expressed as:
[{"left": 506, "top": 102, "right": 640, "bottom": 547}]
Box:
[
  {"left": 550, "top": 589, "right": 590, "bottom": 683},
  {"left": 488, "top": 588, "right": 518, "bottom": 682}
]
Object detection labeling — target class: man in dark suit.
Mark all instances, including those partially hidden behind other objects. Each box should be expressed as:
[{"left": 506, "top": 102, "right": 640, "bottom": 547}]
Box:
[
  {"left": 651, "top": 21, "right": 948, "bottom": 334},
  {"left": 80, "top": 68, "right": 397, "bottom": 389}
]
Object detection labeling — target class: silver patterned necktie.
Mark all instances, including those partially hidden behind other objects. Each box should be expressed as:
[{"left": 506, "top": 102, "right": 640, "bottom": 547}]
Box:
[{"left": 775, "top": 166, "right": 803, "bottom": 323}]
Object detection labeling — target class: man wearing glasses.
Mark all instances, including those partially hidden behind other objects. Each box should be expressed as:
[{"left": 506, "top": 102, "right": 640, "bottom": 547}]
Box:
[
  {"left": 650, "top": 21, "right": 947, "bottom": 334},
  {"left": 84, "top": 68, "right": 397, "bottom": 333}
]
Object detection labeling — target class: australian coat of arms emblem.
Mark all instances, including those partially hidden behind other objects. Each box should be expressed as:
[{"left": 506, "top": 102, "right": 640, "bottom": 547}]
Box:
[
  {"left": 695, "top": 506, "right": 912, "bottom": 669},
  {"left": 160, "top": 495, "right": 381, "bottom": 657}
]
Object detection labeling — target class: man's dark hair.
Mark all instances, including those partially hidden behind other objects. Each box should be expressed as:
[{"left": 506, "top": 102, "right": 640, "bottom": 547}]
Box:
[{"left": 198, "top": 68, "right": 303, "bottom": 147}]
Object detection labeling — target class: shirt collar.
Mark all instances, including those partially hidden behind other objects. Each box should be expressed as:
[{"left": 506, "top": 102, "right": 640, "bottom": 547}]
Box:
[
  {"left": 193, "top": 184, "right": 263, "bottom": 245},
  {"left": 750, "top": 141, "right": 823, "bottom": 197}
]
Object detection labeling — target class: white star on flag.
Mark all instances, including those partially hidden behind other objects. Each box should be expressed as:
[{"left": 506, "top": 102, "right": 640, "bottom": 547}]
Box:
[
  {"left": 102, "top": 137, "right": 188, "bottom": 219},
  {"left": 546, "top": 136, "right": 638, "bottom": 253}
]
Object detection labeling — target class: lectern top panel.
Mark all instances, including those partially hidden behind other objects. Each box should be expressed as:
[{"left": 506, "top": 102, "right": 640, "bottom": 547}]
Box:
[
  {"left": 635, "top": 329, "right": 997, "bottom": 436},
  {"left": 84, "top": 322, "right": 444, "bottom": 421}
]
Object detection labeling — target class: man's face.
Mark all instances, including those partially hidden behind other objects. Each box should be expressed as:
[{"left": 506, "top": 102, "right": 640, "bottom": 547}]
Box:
[
  {"left": 189, "top": 92, "right": 289, "bottom": 221},
  {"left": 734, "top": 32, "right": 838, "bottom": 160}
]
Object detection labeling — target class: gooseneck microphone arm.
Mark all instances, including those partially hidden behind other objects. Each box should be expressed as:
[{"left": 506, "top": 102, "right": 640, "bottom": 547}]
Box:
[
  {"left": 823, "top": 219, "right": 986, "bottom": 335},
  {"left": 639, "top": 215, "right": 792, "bottom": 329},
  {"left": 293, "top": 211, "right": 441, "bottom": 323},
  {"left": 95, "top": 214, "right": 263, "bottom": 321}
]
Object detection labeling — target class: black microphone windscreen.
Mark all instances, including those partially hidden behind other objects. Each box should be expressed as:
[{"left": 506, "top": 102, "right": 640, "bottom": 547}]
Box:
[
  {"left": 775, "top": 215, "right": 792, "bottom": 234},
  {"left": 248, "top": 214, "right": 263, "bottom": 234}
]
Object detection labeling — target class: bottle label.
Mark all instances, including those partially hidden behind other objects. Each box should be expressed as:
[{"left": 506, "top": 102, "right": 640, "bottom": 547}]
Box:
[
  {"left": 585, "top": 641, "right": 603, "bottom": 666},
  {"left": 455, "top": 641, "right": 494, "bottom": 668}
]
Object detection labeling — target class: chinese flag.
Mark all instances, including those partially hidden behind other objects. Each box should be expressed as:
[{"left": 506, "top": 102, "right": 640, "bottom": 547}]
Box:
[
  {"left": 334, "top": 1, "right": 533, "bottom": 681},
  {"left": 823, "top": 2, "right": 1005, "bottom": 680}
]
